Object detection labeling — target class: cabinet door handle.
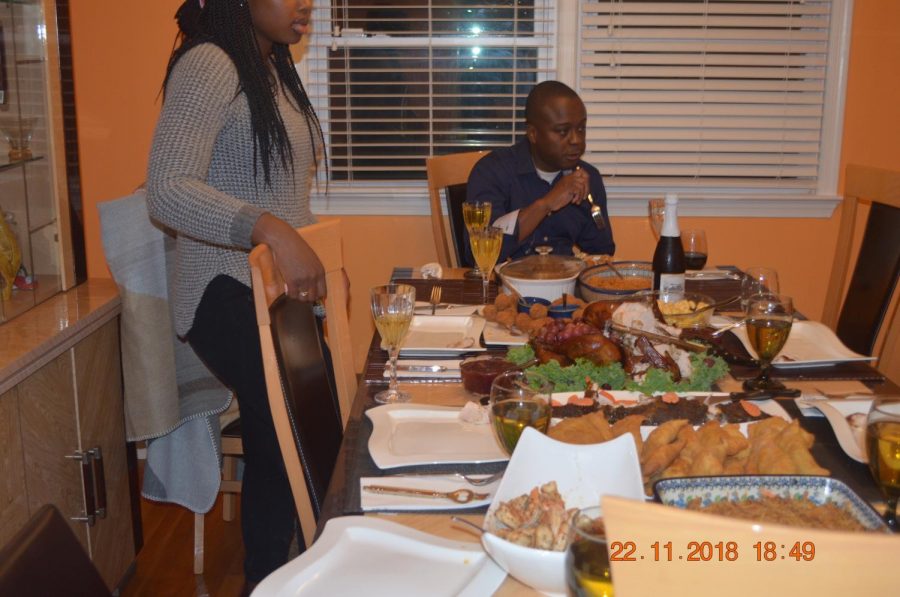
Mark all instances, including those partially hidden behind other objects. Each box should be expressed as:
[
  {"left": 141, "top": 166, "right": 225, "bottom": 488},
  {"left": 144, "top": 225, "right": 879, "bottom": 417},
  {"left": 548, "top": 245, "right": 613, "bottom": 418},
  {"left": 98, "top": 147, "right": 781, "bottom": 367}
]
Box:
[
  {"left": 88, "top": 447, "right": 107, "bottom": 519},
  {"left": 65, "top": 451, "right": 96, "bottom": 526}
]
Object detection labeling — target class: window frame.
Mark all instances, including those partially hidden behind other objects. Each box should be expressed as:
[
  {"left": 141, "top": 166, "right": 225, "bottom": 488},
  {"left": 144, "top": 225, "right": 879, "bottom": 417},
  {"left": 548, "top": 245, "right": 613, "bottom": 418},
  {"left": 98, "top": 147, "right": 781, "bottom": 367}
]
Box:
[{"left": 300, "top": 0, "right": 853, "bottom": 218}]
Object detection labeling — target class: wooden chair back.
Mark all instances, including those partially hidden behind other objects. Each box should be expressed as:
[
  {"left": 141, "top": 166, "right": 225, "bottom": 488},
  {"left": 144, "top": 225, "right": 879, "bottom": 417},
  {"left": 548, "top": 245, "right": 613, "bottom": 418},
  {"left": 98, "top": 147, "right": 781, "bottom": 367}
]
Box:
[
  {"left": 822, "top": 164, "right": 900, "bottom": 364},
  {"left": 0, "top": 505, "right": 112, "bottom": 597},
  {"left": 250, "top": 219, "right": 356, "bottom": 425},
  {"left": 602, "top": 495, "right": 900, "bottom": 596},
  {"left": 427, "top": 150, "right": 489, "bottom": 268},
  {"left": 249, "top": 229, "right": 348, "bottom": 548}
]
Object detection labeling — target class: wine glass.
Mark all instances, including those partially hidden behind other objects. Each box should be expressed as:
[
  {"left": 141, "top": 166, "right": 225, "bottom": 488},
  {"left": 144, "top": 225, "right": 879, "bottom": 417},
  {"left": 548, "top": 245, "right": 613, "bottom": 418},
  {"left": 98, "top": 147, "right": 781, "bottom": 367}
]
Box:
[
  {"left": 740, "top": 266, "right": 780, "bottom": 312},
  {"left": 370, "top": 284, "right": 416, "bottom": 404},
  {"left": 682, "top": 229, "right": 708, "bottom": 270},
  {"left": 648, "top": 198, "right": 665, "bottom": 240},
  {"left": 462, "top": 201, "right": 492, "bottom": 278},
  {"left": 469, "top": 226, "right": 503, "bottom": 304},
  {"left": 565, "top": 506, "right": 613, "bottom": 597},
  {"left": 866, "top": 397, "right": 900, "bottom": 531},
  {"left": 742, "top": 294, "right": 793, "bottom": 392},
  {"left": 488, "top": 369, "right": 553, "bottom": 454}
]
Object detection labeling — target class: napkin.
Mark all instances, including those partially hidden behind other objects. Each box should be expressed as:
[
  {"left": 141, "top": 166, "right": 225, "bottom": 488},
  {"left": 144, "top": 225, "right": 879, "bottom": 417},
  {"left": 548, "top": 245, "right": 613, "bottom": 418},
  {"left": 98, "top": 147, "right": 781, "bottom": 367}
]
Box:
[
  {"left": 387, "top": 359, "right": 462, "bottom": 379},
  {"left": 360, "top": 474, "right": 499, "bottom": 511},
  {"left": 420, "top": 262, "right": 443, "bottom": 279}
]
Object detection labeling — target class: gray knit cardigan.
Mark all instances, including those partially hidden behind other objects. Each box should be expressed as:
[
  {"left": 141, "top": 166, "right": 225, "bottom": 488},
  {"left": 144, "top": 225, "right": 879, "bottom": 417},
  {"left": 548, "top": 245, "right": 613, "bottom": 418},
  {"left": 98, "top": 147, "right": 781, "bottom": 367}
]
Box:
[{"left": 147, "top": 43, "right": 316, "bottom": 336}]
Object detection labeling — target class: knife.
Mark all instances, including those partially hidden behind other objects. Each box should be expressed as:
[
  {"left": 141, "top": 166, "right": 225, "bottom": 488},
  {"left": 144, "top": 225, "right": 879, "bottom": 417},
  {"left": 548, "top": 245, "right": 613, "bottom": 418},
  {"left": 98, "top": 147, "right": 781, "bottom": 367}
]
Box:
[
  {"left": 394, "top": 364, "right": 452, "bottom": 373},
  {"left": 606, "top": 321, "right": 707, "bottom": 352}
]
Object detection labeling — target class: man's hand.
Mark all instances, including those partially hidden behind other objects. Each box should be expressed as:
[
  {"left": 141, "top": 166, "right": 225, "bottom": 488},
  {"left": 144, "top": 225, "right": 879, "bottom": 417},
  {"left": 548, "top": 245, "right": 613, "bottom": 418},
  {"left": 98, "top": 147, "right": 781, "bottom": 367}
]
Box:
[{"left": 543, "top": 168, "right": 589, "bottom": 213}]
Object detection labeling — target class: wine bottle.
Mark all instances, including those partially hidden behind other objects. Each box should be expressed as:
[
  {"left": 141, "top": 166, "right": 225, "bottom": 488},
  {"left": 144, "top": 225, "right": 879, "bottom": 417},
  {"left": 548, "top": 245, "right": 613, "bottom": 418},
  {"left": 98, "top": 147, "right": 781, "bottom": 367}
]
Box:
[{"left": 652, "top": 193, "right": 686, "bottom": 296}]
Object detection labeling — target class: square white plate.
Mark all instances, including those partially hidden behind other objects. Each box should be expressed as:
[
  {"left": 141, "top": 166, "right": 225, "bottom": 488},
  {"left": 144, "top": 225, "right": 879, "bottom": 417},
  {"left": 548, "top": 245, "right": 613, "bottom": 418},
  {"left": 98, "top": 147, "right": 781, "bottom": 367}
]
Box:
[
  {"left": 399, "top": 315, "right": 487, "bottom": 357},
  {"left": 366, "top": 403, "right": 509, "bottom": 469},
  {"left": 252, "top": 516, "right": 507, "bottom": 597},
  {"left": 798, "top": 397, "right": 873, "bottom": 463},
  {"left": 482, "top": 320, "right": 529, "bottom": 347},
  {"left": 734, "top": 320, "right": 875, "bottom": 368}
]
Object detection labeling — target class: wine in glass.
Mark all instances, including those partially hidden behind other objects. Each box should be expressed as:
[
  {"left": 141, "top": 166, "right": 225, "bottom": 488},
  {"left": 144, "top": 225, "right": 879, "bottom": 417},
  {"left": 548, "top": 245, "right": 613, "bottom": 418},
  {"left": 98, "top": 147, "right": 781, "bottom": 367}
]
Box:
[
  {"left": 740, "top": 266, "right": 779, "bottom": 312},
  {"left": 682, "top": 229, "right": 708, "bottom": 270},
  {"left": 469, "top": 226, "right": 503, "bottom": 304},
  {"left": 866, "top": 397, "right": 900, "bottom": 531},
  {"left": 648, "top": 198, "right": 665, "bottom": 241},
  {"left": 743, "top": 294, "right": 793, "bottom": 392},
  {"left": 370, "top": 284, "right": 416, "bottom": 404},
  {"left": 489, "top": 370, "right": 553, "bottom": 454},
  {"left": 462, "top": 201, "right": 492, "bottom": 278},
  {"left": 566, "top": 506, "right": 613, "bottom": 597}
]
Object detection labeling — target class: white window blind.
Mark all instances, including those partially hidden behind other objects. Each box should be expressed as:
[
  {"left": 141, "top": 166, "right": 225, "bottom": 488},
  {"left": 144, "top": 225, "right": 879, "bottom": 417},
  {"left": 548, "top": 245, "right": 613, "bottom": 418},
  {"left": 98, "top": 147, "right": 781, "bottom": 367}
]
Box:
[
  {"left": 304, "top": 1, "right": 555, "bottom": 185},
  {"left": 579, "top": 0, "right": 838, "bottom": 193}
]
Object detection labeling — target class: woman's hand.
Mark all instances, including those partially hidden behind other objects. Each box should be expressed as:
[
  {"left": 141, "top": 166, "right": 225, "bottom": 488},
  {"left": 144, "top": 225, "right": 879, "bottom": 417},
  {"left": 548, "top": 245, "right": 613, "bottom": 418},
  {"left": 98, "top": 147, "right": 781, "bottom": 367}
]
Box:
[{"left": 252, "top": 213, "right": 325, "bottom": 302}]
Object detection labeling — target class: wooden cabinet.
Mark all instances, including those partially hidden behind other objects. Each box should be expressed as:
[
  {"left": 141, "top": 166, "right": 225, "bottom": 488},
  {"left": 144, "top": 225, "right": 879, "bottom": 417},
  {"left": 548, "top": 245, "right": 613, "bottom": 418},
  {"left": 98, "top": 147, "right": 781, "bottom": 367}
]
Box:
[{"left": 0, "top": 280, "right": 133, "bottom": 591}]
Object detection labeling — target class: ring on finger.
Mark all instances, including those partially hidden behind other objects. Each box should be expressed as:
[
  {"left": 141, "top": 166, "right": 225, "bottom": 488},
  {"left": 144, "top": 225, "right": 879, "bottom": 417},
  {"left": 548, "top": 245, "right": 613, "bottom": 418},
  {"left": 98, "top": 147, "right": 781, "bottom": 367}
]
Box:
[{"left": 299, "top": 290, "right": 310, "bottom": 298}]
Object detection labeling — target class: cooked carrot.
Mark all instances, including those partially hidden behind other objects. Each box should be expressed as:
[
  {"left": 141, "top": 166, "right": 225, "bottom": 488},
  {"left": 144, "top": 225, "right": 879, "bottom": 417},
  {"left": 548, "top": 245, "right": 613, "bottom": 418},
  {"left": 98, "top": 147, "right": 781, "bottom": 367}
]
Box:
[
  {"left": 740, "top": 400, "right": 762, "bottom": 417},
  {"left": 661, "top": 392, "right": 680, "bottom": 404},
  {"left": 569, "top": 396, "right": 596, "bottom": 407}
]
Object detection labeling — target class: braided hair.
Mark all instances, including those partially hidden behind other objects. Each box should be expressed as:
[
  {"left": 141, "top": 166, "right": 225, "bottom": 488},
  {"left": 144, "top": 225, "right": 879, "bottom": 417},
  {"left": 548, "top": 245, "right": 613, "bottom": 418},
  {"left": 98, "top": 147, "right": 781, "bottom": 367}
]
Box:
[{"left": 165, "top": 0, "right": 325, "bottom": 187}]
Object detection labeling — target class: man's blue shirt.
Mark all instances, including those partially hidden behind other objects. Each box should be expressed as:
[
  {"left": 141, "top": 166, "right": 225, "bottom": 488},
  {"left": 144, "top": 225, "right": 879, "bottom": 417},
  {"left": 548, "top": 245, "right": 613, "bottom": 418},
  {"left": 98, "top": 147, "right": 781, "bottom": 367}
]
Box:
[{"left": 466, "top": 138, "right": 615, "bottom": 262}]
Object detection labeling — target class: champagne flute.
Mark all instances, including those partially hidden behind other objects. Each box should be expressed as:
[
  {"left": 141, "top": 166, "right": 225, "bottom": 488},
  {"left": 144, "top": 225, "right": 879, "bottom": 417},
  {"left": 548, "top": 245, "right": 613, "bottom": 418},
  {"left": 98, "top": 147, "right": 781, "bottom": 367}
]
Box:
[
  {"left": 648, "top": 198, "right": 665, "bottom": 241},
  {"left": 566, "top": 506, "right": 613, "bottom": 597},
  {"left": 469, "top": 226, "right": 503, "bottom": 305},
  {"left": 743, "top": 294, "right": 793, "bottom": 392},
  {"left": 866, "top": 397, "right": 900, "bottom": 531},
  {"left": 740, "top": 266, "right": 779, "bottom": 312},
  {"left": 462, "top": 201, "right": 492, "bottom": 278},
  {"left": 370, "top": 284, "right": 416, "bottom": 404},
  {"left": 489, "top": 369, "right": 553, "bottom": 454},
  {"left": 681, "top": 229, "right": 708, "bottom": 270}
]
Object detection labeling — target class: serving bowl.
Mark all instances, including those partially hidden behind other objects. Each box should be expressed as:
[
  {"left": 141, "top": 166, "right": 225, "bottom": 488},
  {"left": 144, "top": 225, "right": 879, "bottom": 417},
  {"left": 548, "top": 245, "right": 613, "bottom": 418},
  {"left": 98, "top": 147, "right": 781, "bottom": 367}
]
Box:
[
  {"left": 577, "top": 261, "right": 652, "bottom": 302},
  {"left": 653, "top": 475, "right": 889, "bottom": 532},
  {"left": 481, "top": 428, "right": 644, "bottom": 596},
  {"left": 497, "top": 250, "right": 586, "bottom": 303},
  {"left": 517, "top": 296, "right": 551, "bottom": 314},
  {"left": 654, "top": 290, "right": 716, "bottom": 329}
]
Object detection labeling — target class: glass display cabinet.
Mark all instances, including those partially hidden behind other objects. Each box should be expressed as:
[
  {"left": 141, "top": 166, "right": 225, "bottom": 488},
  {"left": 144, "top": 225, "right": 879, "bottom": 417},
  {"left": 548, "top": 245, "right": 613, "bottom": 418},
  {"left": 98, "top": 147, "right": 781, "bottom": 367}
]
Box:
[{"left": 0, "top": 0, "right": 84, "bottom": 322}]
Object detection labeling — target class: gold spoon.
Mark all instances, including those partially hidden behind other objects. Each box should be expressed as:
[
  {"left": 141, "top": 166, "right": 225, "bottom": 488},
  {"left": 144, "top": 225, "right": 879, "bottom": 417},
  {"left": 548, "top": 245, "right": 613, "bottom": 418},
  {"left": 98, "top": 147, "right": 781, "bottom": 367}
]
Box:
[{"left": 363, "top": 485, "right": 489, "bottom": 504}]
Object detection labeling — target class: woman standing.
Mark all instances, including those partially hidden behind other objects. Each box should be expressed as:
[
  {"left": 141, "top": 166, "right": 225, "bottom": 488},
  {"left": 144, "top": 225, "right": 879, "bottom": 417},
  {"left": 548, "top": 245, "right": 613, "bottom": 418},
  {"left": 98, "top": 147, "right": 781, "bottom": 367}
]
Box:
[{"left": 146, "top": 0, "right": 324, "bottom": 587}]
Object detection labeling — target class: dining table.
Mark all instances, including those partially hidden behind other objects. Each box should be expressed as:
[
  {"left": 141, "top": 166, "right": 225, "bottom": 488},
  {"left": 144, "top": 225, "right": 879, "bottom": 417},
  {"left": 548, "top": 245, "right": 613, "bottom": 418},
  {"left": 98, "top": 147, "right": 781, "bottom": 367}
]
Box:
[{"left": 315, "top": 266, "right": 897, "bottom": 595}]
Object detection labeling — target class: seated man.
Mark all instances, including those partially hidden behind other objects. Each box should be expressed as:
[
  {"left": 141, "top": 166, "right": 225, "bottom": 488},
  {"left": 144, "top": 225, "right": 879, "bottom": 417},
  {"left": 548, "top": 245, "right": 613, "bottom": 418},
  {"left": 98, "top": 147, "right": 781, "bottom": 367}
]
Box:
[{"left": 467, "top": 80, "right": 615, "bottom": 262}]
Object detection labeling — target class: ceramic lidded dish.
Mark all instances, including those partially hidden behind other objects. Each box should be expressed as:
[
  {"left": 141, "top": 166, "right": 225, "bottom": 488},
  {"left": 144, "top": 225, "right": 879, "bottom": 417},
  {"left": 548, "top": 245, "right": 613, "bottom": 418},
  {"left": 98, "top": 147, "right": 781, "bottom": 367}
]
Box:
[
  {"left": 481, "top": 429, "right": 645, "bottom": 596},
  {"left": 497, "top": 247, "right": 585, "bottom": 303}
]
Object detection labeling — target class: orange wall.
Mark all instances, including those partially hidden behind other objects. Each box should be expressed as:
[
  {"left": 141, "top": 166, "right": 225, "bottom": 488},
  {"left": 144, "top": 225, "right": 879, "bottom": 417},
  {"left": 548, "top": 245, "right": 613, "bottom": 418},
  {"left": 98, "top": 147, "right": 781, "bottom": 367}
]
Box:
[{"left": 69, "top": 1, "right": 900, "bottom": 374}]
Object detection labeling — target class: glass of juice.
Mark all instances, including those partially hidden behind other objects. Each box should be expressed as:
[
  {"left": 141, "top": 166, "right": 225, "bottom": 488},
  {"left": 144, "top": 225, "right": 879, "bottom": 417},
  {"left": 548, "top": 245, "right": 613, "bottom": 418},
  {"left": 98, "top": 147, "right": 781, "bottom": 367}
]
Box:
[
  {"left": 866, "top": 397, "right": 900, "bottom": 531},
  {"left": 489, "top": 369, "right": 553, "bottom": 454},
  {"left": 462, "top": 201, "right": 492, "bottom": 277},
  {"left": 566, "top": 506, "right": 613, "bottom": 597},
  {"left": 469, "top": 226, "right": 503, "bottom": 304},
  {"left": 370, "top": 283, "right": 416, "bottom": 404},
  {"left": 742, "top": 294, "right": 793, "bottom": 392}
]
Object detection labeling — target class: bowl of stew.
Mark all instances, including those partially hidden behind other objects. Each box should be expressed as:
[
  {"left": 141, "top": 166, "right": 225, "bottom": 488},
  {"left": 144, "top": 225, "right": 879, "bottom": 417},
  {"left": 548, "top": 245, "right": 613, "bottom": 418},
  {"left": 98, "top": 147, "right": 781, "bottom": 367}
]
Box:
[{"left": 577, "top": 261, "right": 653, "bottom": 302}]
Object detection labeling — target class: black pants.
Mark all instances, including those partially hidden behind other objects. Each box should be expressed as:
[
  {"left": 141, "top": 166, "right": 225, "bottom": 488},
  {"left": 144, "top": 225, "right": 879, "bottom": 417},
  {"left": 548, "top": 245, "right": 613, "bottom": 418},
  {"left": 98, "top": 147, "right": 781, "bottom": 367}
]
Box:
[{"left": 187, "top": 274, "right": 298, "bottom": 582}]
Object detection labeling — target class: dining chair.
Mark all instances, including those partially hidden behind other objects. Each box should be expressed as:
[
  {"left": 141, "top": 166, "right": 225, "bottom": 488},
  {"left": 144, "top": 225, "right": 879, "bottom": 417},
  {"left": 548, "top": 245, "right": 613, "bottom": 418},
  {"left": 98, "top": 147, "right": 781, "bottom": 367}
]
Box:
[
  {"left": 0, "top": 504, "right": 112, "bottom": 597},
  {"left": 427, "top": 150, "right": 489, "bottom": 268},
  {"left": 602, "top": 495, "right": 900, "bottom": 596},
  {"left": 822, "top": 164, "right": 900, "bottom": 370},
  {"left": 248, "top": 228, "right": 347, "bottom": 547},
  {"left": 193, "top": 219, "right": 355, "bottom": 572}
]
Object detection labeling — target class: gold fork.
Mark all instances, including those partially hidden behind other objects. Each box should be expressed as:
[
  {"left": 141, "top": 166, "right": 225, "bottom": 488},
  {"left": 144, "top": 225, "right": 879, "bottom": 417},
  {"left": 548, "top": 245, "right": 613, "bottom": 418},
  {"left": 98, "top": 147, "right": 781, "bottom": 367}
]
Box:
[{"left": 429, "top": 285, "right": 442, "bottom": 315}]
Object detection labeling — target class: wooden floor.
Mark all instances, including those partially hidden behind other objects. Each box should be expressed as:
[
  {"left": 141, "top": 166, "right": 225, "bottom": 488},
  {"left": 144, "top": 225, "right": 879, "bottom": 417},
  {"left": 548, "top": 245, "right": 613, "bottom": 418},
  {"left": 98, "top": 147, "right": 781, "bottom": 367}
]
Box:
[{"left": 121, "top": 488, "right": 246, "bottom": 597}]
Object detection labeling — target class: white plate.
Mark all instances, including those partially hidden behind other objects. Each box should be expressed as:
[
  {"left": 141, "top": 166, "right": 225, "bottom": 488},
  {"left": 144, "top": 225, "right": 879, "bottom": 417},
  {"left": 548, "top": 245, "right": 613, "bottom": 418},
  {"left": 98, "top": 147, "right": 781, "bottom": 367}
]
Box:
[
  {"left": 252, "top": 516, "right": 507, "bottom": 597},
  {"left": 366, "top": 404, "right": 509, "bottom": 469},
  {"left": 414, "top": 301, "right": 481, "bottom": 316},
  {"left": 399, "top": 315, "right": 487, "bottom": 357},
  {"left": 734, "top": 320, "right": 875, "bottom": 368},
  {"left": 685, "top": 269, "right": 742, "bottom": 281},
  {"left": 482, "top": 320, "right": 529, "bottom": 346},
  {"left": 549, "top": 391, "right": 792, "bottom": 438},
  {"left": 800, "top": 398, "right": 873, "bottom": 463},
  {"left": 360, "top": 474, "right": 500, "bottom": 511}
]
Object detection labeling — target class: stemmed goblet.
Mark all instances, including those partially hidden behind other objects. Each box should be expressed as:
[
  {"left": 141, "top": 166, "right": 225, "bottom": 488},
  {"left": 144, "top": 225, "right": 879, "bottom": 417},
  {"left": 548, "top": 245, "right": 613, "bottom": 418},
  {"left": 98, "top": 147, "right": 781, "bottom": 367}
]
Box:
[
  {"left": 488, "top": 370, "right": 553, "bottom": 454},
  {"left": 648, "top": 198, "right": 665, "bottom": 240},
  {"left": 743, "top": 294, "right": 793, "bottom": 392},
  {"left": 566, "top": 506, "right": 613, "bottom": 597},
  {"left": 866, "top": 397, "right": 900, "bottom": 531},
  {"left": 370, "top": 284, "right": 416, "bottom": 404},
  {"left": 469, "top": 226, "right": 503, "bottom": 304},
  {"left": 462, "top": 200, "right": 492, "bottom": 279},
  {"left": 740, "top": 266, "right": 780, "bottom": 312}
]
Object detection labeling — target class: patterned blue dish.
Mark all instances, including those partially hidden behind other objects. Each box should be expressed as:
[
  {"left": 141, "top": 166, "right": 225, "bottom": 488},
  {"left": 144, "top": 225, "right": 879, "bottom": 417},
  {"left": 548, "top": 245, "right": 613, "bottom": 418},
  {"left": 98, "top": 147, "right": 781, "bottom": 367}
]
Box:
[{"left": 653, "top": 475, "right": 889, "bottom": 532}]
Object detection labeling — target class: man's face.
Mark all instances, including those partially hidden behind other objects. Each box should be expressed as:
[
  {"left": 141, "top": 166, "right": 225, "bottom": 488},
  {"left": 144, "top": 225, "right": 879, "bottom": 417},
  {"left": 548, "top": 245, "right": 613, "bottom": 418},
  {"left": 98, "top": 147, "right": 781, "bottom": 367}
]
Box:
[{"left": 526, "top": 95, "right": 587, "bottom": 172}]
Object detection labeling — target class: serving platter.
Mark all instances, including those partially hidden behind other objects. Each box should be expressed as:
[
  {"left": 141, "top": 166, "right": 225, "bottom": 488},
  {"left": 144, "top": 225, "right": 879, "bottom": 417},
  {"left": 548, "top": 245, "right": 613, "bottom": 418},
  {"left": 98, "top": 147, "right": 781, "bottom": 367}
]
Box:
[
  {"left": 366, "top": 403, "right": 508, "bottom": 469},
  {"left": 252, "top": 516, "right": 508, "bottom": 596},
  {"left": 399, "top": 315, "right": 487, "bottom": 357},
  {"left": 798, "top": 397, "right": 873, "bottom": 463}
]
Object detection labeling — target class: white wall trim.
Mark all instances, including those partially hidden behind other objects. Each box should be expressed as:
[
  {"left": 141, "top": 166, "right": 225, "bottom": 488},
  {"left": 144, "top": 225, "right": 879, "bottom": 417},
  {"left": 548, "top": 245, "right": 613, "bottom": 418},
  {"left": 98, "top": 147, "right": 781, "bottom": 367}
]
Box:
[{"left": 311, "top": 192, "right": 840, "bottom": 218}]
